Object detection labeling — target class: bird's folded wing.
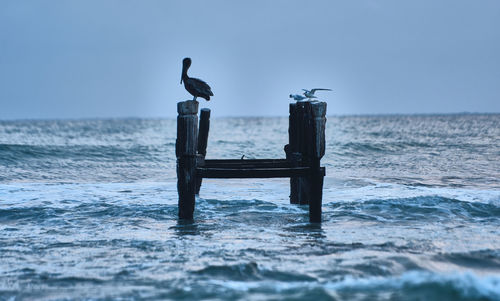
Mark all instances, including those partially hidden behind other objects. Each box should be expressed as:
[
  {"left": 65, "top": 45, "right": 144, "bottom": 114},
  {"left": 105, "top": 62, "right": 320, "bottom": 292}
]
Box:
[{"left": 192, "top": 77, "right": 213, "bottom": 96}]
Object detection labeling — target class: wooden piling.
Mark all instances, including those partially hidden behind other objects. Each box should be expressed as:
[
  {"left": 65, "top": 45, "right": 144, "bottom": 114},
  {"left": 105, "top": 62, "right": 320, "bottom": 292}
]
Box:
[
  {"left": 287, "top": 101, "right": 326, "bottom": 221},
  {"left": 299, "top": 102, "right": 314, "bottom": 205},
  {"left": 195, "top": 108, "right": 210, "bottom": 194},
  {"left": 176, "top": 100, "right": 199, "bottom": 219},
  {"left": 308, "top": 102, "right": 327, "bottom": 223},
  {"left": 287, "top": 103, "right": 298, "bottom": 204},
  {"left": 288, "top": 102, "right": 314, "bottom": 205}
]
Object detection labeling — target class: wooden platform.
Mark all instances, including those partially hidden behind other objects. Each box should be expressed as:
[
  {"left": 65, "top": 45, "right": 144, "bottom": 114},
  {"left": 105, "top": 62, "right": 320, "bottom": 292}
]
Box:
[{"left": 176, "top": 100, "right": 327, "bottom": 223}]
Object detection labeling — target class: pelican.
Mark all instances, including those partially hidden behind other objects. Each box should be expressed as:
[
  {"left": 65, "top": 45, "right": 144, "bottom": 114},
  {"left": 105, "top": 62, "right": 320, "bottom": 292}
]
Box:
[
  {"left": 302, "top": 88, "right": 332, "bottom": 99},
  {"left": 289, "top": 94, "right": 307, "bottom": 101},
  {"left": 180, "top": 57, "right": 213, "bottom": 101}
]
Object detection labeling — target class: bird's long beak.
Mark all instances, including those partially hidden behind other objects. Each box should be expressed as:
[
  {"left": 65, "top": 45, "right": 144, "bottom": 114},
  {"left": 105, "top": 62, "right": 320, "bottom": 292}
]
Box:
[{"left": 180, "top": 77, "right": 183, "bottom": 84}]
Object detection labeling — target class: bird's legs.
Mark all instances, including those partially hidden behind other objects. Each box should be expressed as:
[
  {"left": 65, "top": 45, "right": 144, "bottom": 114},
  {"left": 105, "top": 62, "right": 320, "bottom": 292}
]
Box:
[{"left": 192, "top": 96, "right": 197, "bottom": 101}]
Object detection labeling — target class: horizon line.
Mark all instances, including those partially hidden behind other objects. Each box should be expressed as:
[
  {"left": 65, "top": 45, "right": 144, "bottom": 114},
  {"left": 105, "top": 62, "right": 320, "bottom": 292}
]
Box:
[{"left": 1, "top": 111, "right": 499, "bottom": 122}]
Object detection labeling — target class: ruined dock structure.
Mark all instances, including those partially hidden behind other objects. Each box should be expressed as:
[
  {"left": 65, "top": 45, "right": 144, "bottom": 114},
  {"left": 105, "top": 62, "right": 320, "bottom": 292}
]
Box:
[{"left": 176, "top": 100, "right": 327, "bottom": 222}]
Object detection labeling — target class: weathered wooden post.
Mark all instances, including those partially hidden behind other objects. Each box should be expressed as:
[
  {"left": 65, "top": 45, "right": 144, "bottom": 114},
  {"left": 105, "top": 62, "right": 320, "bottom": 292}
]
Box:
[
  {"left": 299, "top": 102, "right": 315, "bottom": 205},
  {"left": 287, "top": 103, "right": 300, "bottom": 204},
  {"left": 176, "top": 100, "right": 199, "bottom": 219},
  {"left": 287, "top": 102, "right": 313, "bottom": 205},
  {"left": 195, "top": 108, "right": 210, "bottom": 194},
  {"left": 309, "top": 101, "right": 326, "bottom": 222},
  {"left": 286, "top": 101, "right": 326, "bottom": 221}
]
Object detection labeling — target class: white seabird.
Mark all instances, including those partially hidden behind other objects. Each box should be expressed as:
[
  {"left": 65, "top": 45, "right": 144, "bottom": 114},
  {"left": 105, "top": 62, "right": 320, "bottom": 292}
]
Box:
[
  {"left": 302, "top": 88, "right": 332, "bottom": 100},
  {"left": 289, "top": 94, "right": 307, "bottom": 101}
]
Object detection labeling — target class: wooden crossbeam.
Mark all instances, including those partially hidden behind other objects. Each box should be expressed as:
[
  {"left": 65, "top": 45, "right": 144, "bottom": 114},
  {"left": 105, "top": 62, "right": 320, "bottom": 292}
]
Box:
[
  {"left": 197, "top": 167, "right": 325, "bottom": 179},
  {"left": 204, "top": 159, "right": 288, "bottom": 164},
  {"left": 203, "top": 159, "right": 292, "bottom": 169}
]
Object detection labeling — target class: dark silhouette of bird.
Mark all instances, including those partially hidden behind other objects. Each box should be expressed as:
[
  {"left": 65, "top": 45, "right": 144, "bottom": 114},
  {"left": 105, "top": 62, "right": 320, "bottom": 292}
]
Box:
[{"left": 180, "top": 57, "right": 213, "bottom": 101}]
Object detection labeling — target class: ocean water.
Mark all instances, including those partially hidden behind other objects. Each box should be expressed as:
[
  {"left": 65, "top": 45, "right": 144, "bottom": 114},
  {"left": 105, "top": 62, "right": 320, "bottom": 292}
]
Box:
[{"left": 0, "top": 114, "right": 499, "bottom": 300}]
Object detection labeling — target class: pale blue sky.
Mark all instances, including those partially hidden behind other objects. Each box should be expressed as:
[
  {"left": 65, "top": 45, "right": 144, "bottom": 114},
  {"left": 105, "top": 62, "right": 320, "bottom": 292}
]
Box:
[{"left": 1, "top": 0, "right": 499, "bottom": 119}]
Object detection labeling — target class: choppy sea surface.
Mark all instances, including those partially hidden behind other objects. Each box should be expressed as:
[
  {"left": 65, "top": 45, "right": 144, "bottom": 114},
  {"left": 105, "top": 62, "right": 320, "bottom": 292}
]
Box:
[{"left": 0, "top": 114, "right": 499, "bottom": 300}]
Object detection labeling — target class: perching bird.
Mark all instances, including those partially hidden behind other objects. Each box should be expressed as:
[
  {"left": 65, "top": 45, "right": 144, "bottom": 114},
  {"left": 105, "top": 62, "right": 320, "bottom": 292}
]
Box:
[
  {"left": 289, "top": 94, "right": 307, "bottom": 101},
  {"left": 180, "top": 57, "right": 213, "bottom": 101},
  {"left": 302, "top": 88, "right": 332, "bottom": 100}
]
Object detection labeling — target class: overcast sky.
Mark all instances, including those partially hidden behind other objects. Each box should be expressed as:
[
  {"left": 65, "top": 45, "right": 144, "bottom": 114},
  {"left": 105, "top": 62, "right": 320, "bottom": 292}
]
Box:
[{"left": 1, "top": 0, "right": 499, "bottom": 119}]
